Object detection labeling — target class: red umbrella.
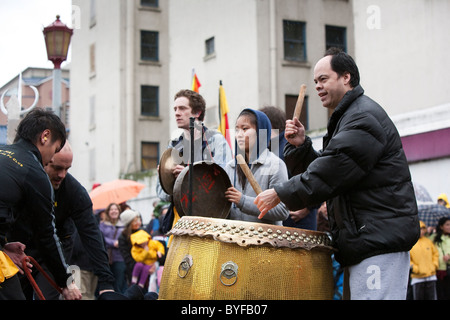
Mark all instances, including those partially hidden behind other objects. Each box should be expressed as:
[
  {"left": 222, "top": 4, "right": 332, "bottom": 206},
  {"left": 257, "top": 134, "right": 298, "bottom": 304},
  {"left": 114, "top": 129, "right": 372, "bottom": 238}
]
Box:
[{"left": 89, "top": 179, "right": 146, "bottom": 210}]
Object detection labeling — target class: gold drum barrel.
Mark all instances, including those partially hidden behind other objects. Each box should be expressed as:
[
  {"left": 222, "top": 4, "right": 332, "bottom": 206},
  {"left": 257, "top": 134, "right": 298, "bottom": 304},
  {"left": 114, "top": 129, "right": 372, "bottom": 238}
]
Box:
[{"left": 159, "top": 216, "right": 334, "bottom": 300}]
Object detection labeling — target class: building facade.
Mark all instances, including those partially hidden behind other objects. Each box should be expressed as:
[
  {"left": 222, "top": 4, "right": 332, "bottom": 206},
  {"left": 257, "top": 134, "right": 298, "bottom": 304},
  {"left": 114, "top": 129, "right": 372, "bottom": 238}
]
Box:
[
  {"left": 70, "top": 0, "right": 170, "bottom": 189},
  {"left": 0, "top": 67, "right": 70, "bottom": 144},
  {"left": 352, "top": 0, "right": 450, "bottom": 199},
  {"left": 69, "top": 0, "right": 449, "bottom": 218},
  {"left": 70, "top": 0, "right": 354, "bottom": 185}
]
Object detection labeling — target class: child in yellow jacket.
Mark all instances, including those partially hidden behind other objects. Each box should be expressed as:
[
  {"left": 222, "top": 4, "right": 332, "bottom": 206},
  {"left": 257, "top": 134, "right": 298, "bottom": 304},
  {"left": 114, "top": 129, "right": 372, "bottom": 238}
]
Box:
[
  {"left": 409, "top": 221, "right": 439, "bottom": 300},
  {"left": 130, "top": 229, "right": 165, "bottom": 288}
]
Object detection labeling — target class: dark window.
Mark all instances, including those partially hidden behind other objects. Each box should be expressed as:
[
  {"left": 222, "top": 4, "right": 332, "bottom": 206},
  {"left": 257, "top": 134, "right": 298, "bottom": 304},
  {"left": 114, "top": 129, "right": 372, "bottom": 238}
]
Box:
[
  {"left": 141, "top": 142, "right": 159, "bottom": 170},
  {"left": 141, "top": 85, "right": 159, "bottom": 116},
  {"left": 283, "top": 20, "right": 306, "bottom": 61},
  {"left": 326, "top": 25, "right": 347, "bottom": 52},
  {"left": 141, "top": 0, "right": 158, "bottom": 7},
  {"left": 141, "top": 30, "right": 159, "bottom": 61},
  {"left": 205, "top": 37, "right": 215, "bottom": 56}
]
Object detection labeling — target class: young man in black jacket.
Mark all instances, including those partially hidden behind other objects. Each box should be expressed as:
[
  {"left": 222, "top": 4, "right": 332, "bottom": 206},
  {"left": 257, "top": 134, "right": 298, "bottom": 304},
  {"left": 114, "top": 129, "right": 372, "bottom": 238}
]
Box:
[
  {"left": 255, "top": 48, "right": 419, "bottom": 299},
  {"left": 0, "top": 109, "right": 81, "bottom": 300},
  {"left": 15, "top": 142, "right": 115, "bottom": 299}
]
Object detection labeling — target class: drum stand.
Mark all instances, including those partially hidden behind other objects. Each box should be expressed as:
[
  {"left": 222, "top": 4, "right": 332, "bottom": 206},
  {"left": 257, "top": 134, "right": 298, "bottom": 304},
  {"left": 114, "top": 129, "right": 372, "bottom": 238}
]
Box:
[
  {"left": 188, "top": 117, "right": 194, "bottom": 216},
  {"left": 188, "top": 117, "right": 205, "bottom": 216}
]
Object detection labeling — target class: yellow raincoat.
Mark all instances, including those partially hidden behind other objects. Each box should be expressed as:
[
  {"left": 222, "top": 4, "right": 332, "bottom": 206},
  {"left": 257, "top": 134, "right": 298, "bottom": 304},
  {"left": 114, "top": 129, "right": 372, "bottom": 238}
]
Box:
[
  {"left": 130, "top": 230, "right": 165, "bottom": 265},
  {"left": 437, "top": 193, "right": 450, "bottom": 208},
  {"left": 0, "top": 251, "right": 19, "bottom": 283},
  {"left": 410, "top": 222, "right": 439, "bottom": 279}
]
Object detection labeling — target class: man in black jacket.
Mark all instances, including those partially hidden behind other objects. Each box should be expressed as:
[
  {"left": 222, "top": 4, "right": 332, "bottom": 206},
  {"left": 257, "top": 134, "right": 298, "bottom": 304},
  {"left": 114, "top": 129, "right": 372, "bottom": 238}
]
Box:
[
  {"left": 17, "top": 142, "right": 115, "bottom": 299},
  {"left": 0, "top": 109, "right": 81, "bottom": 300},
  {"left": 255, "top": 48, "right": 419, "bottom": 299}
]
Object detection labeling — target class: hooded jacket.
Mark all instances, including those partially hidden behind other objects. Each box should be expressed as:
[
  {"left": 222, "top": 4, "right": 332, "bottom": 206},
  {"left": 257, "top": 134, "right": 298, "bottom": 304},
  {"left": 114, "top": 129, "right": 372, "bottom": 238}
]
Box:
[
  {"left": 130, "top": 230, "right": 165, "bottom": 265},
  {"left": 410, "top": 221, "right": 439, "bottom": 279},
  {"left": 437, "top": 193, "right": 450, "bottom": 208},
  {"left": 225, "top": 109, "right": 289, "bottom": 224},
  {"left": 275, "top": 86, "right": 420, "bottom": 266}
]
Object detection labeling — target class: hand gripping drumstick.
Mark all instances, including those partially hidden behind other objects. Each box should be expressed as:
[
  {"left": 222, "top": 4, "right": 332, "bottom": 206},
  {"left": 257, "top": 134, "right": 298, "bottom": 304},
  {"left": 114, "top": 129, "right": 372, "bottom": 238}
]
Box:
[{"left": 236, "top": 154, "right": 262, "bottom": 194}]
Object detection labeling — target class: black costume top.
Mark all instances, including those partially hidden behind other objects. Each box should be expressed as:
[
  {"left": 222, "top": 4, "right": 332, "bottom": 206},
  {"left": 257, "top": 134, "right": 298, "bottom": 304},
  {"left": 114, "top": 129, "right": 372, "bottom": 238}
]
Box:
[{"left": 0, "top": 139, "right": 69, "bottom": 287}]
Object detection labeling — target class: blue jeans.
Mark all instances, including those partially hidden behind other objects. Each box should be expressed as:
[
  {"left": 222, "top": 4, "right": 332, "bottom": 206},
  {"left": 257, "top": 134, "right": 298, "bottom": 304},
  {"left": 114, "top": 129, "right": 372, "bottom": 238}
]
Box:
[{"left": 110, "top": 261, "right": 128, "bottom": 293}]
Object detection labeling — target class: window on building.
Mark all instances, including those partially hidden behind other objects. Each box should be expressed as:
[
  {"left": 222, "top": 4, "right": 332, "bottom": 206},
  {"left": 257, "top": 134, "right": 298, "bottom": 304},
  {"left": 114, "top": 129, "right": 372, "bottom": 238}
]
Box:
[
  {"left": 141, "top": 85, "right": 159, "bottom": 117},
  {"left": 285, "top": 94, "right": 309, "bottom": 130},
  {"left": 62, "top": 102, "right": 70, "bottom": 129},
  {"left": 90, "top": 43, "right": 96, "bottom": 74},
  {"left": 141, "top": 31, "right": 159, "bottom": 61},
  {"left": 89, "top": 95, "right": 96, "bottom": 128},
  {"left": 89, "top": 148, "right": 96, "bottom": 181},
  {"left": 0, "top": 126, "right": 6, "bottom": 145},
  {"left": 90, "top": 0, "right": 96, "bottom": 27},
  {"left": 205, "top": 37, "right": 215, "bottom": 56},
  {"left": 325, "top": 25, "right": 347, "bottom": 52},
  {"left": 141, "top": 0, "right": 158, "bottom": 7},
  {"left": 141, "top": 142, "right": 159, "bottom": 170},
  {"left": 283, "top": 20, "right": 306, "bottom": 62}
]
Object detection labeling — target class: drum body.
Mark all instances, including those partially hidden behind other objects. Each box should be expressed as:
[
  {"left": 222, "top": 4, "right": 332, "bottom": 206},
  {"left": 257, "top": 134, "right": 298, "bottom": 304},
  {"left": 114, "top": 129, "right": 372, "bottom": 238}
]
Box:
[{"left": 159, "top": 216, "right": 334, "bottom": 300}]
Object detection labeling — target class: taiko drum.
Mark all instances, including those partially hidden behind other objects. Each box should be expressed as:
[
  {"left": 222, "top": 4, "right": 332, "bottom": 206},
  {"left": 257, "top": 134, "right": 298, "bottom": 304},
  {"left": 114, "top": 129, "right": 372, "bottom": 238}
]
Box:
[{"left": 159, "top": 216, "right": 335, "bottom": 300}]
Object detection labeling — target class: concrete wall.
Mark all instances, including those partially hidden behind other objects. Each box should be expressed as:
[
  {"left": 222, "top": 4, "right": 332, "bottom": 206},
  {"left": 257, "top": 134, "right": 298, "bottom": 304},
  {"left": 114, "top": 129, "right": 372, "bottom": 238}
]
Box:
[{"left": 352, "top": 0, "right": 450, "bottom": 116}]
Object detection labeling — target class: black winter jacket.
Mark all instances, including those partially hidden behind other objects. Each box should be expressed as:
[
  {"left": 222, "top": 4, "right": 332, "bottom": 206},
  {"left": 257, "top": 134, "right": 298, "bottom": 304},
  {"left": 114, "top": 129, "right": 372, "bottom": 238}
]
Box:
[
  {"left": 0, "top": 139, "right": 70, "bottom": 287},
  {"left": 275, "top": 85, "right": 420, "bottom": 267}
]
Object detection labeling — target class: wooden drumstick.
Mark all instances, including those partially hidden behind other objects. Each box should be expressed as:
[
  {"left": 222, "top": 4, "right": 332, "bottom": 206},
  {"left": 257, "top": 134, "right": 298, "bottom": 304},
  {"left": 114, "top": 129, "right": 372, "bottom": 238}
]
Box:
[
  {"left": 236, "top": 154, "right": 262, "bottom": 194},
  {"left": 292, "top": 84, "right": 307, "bottom": 120},
  {"left": 287, "top": 84, "right": 307, "bottom": 139}
]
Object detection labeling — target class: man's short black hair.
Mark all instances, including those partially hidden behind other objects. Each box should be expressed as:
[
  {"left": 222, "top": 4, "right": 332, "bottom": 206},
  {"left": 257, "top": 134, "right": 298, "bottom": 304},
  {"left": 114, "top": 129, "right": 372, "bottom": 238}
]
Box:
[
  {"left": 325, "top": 47, "right": 360, "bottom": 88},
  {"left": 15, "top": 108, "right": 66, "bottom": 149}
]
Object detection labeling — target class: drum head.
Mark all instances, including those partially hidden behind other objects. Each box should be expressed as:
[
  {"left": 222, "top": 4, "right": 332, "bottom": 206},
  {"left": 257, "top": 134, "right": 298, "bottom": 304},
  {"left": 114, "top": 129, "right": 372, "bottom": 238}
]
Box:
[
  {"left": 158, "top": 148, "right": 183, "bottom": 195},
  {"left": 173, "top": 161, "right": 231, "bottom": 219}
]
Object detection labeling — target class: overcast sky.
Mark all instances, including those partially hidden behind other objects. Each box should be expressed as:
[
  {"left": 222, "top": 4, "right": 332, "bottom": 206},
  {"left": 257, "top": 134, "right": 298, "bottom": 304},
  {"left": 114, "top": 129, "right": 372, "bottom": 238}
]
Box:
[{"left": 0, "top": 0, "right": 72, "bottom": 87}]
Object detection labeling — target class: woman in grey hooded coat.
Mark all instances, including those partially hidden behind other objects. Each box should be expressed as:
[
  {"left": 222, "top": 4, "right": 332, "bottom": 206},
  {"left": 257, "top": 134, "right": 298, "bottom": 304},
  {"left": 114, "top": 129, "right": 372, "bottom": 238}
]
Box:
[{"left": 225, "top": 108, "right": 289, "bottom": 225}]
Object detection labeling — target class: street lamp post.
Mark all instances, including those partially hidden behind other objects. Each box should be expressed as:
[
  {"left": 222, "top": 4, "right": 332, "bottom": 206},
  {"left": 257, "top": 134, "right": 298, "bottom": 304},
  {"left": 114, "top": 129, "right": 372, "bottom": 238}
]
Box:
[{"left": 43, "top": 15, "right": 73, "bottom": 118}]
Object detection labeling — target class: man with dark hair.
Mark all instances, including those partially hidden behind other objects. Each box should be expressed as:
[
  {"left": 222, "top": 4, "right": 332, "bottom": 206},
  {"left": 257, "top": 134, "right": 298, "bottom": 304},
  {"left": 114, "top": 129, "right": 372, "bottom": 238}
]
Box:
[
  {"left": 0, "top": 109, "right": 81, "bottom": 300},
  {"left": 13, "top": 142, "right": 115, "bottom": 299},
  {"left": 325, "top": 47, "right": 360, "bottom": 88},
  {"left": 255, "top": 48, "right": 420, "bottom": 299},
  {"left": 174, "top": 89, "right": 207, "bottom": 122},
  {"left": 13, "top": 108, "right": 66, "bottom": 152}
]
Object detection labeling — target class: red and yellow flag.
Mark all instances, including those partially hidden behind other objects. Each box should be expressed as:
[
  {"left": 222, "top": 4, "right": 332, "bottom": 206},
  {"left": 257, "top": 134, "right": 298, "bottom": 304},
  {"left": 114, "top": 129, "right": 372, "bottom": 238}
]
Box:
[
  {"left": 219, "top": 81, "right": 232, "bottom": 148},
  {"left": 191, "top": 72, "right": 201, "bottom": 93}
]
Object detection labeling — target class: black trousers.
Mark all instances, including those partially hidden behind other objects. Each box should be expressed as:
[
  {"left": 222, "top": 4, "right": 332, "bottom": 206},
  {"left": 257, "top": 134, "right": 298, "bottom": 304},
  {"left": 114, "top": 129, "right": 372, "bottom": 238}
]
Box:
[
  {"left": 412, "top": 280, "right": 437, "bottom": 300},
  {"left": 0, "top": 275, "right": 26, "bottom": 300},
  {"left": 437, "top": 274, "right": 450, "bottom": 300}
]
